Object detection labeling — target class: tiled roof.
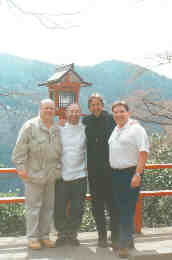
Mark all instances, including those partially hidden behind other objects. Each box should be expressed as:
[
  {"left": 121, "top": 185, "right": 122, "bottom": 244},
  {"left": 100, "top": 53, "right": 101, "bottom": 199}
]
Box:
[{"left": 38, "top": 63, "right": 91, "bottom": 87}]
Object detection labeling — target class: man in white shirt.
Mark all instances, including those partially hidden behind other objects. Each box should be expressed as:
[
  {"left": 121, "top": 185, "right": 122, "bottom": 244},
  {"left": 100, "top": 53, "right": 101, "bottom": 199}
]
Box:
[
  {"left": 108, "top": 101, "right": 149, "bottom": 258},
  {"left": 54, "top": 104, "right": 87, "bottom": 246}
]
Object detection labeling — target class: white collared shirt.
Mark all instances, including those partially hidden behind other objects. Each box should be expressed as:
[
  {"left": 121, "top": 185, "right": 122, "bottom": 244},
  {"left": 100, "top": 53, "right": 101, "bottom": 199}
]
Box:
[
  {"left": 108, "top": 119, "right": 149, "bottom": 169},
  {"left": 59, "top": 122, "right": 87, "bottom": 181}
]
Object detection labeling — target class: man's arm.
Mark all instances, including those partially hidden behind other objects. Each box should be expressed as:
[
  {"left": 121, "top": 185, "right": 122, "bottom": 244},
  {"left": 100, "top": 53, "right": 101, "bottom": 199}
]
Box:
[
  {"left": 12, "top": 123, "right": 31, "bottom": 180},
  {"left": 131, "top": 151, "right": 148, "bottom": 188},
  {"left": 82, "top": 115, "right": 89, "bottom": 126},
  {"left": 130, "top": 125, "right": 149, "bottom": 188}
]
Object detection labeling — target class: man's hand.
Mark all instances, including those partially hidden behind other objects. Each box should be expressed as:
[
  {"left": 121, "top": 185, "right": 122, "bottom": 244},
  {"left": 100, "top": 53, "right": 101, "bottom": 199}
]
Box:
[
  {"left": 130, "top": 174, "right": 141, "bottom": 188},
  {"left": 17, "top": 170, "right": 28, "bottom": 180},
  {"left": 58, "top": 119, "right": 66, "bottom": 127}
]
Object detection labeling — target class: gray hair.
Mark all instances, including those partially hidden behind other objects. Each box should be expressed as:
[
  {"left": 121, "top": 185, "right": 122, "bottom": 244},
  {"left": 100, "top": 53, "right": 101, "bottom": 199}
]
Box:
[{"left": 66, "top": 103, "right": 81, "bottom": 112}]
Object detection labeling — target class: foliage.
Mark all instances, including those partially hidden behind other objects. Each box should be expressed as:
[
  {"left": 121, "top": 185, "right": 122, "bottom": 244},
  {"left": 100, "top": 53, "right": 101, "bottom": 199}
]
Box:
[
  {"left": 141, "top": 134, "right": 172, "bottom": 227},
  {"left": 0, "top": 196, "right": 96, "bottom": 236},
  {"left": 0, "top": 191, "right": 25, "bottom": 236}
]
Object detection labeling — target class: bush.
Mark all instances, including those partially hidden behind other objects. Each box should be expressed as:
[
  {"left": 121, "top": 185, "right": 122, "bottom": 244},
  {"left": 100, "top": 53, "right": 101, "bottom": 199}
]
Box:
[
  {"left": 141, "top": 133, "right": 172, "bottom": 227},
  {"left": 142, "top": 168, "right": 172, "bottom": 227},
  {"left": 0, "top": 192, "right": 25, "bottom": 236}
]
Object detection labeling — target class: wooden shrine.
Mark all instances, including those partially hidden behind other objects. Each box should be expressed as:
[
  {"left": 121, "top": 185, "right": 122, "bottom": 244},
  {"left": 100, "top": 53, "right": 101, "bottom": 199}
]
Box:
[{"left": 39, "top": 63, "right": 91, "bottom": 118}]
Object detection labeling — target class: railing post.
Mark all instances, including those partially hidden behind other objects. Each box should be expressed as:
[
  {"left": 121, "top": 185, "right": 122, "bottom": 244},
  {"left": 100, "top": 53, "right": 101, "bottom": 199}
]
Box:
[{"left": 134, "top": 194, "right": 142, "bottom": 234}]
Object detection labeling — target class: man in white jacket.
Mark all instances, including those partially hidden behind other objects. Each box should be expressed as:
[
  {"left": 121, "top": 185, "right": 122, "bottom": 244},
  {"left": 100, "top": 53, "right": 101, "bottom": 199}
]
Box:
[{"left": 54, "top": 104, "right": 87, "bottom": 246}]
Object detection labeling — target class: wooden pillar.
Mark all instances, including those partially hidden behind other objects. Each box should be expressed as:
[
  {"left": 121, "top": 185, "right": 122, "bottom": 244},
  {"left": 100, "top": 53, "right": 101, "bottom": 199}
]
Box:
[{"left": 134, "top": 194, "right": 142, "bottom": 233}]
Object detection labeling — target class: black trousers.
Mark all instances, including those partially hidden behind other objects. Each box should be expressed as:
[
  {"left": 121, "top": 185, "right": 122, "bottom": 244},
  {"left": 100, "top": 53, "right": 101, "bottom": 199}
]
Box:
[
  {"left": 54, "top": 178, "right": 87, "bottom": 238},
  {"left": 88, "top": 170, "right": 120, "bottom": 242}
]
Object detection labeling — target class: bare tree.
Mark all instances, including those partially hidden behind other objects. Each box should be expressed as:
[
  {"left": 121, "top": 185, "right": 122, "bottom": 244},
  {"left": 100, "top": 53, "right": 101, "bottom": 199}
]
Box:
[
  {"left": 1, "top": 0, "right": 80, "bottom": 29},
  {"left": 0, "top": 1, "right": 83, "bottom": 109},
  {"left": 126, "top": 88, "right": 172, "bottom": 125},
  {"left": 0, "top": 0, "right": 82, "bottom": 109},
  {"left": 128, "top": 51, "right": 172, "bottom": 86},
  {"left": 126, "top": 89, "right": 172, "bottom": 143}
]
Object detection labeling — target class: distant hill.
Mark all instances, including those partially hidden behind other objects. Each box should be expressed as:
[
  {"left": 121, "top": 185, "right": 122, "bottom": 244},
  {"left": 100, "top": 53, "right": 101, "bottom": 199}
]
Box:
[
  {"left": 1, "top": 53, "right": 172, "bottom": 113},
  {"left": 0, "top": 53, "right": 172, "bottom": 194}
]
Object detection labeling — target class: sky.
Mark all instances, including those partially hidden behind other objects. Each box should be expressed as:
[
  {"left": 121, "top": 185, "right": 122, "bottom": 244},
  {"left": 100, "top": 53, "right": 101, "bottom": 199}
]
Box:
[{"left": 1, "top": 0, "right": 172, "bottom": 78}]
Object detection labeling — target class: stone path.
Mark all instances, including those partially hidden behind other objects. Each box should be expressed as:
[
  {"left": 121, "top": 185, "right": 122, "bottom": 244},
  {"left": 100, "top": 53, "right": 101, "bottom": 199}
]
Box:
[{"left": 0, "top": 228, "right": 172, "bottom": 259}]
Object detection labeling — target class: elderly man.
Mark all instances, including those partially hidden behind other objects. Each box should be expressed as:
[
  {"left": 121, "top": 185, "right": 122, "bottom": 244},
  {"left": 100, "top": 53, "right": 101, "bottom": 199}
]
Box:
[
  {"left": 12, "top": 99, "right": 62, "bottom": 250},
  {"left": 54, "top": 104, "right": 87, "bottom": 246}
]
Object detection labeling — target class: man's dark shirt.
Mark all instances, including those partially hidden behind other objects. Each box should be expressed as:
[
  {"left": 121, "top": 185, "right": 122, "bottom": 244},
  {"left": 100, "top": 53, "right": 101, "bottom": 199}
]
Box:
[{"left": 82, "top": 111, "right": 116, "bottom": 177}]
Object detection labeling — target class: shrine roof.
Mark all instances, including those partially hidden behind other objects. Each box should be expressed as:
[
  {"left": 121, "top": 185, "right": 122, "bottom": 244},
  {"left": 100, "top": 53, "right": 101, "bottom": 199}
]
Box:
[{"left": 38, "top": 63, "right": 91, "bottom": 87}]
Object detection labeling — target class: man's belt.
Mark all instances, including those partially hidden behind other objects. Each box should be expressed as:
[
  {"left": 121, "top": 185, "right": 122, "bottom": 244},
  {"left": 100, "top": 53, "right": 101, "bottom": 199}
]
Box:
[{"left": 112, "top": 166, "right": 136, "bottom": 171}]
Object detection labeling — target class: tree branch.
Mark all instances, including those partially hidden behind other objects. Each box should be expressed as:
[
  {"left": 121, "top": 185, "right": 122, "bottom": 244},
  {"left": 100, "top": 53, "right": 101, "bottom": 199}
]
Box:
[{"left": 5, "top": 0, "right": 80, "bottom": 29}]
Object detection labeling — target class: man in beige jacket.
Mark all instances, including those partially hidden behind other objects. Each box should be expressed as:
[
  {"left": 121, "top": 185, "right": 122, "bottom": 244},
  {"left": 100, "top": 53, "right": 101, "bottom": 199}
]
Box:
[{"left": 12, "top": 99, "right": 62, "bottom": 250}]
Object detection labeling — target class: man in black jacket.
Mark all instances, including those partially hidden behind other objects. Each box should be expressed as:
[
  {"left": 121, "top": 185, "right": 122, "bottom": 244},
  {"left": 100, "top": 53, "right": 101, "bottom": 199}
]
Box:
[{"left": 82, "top": 93, "right": 119, "bottom": 248}]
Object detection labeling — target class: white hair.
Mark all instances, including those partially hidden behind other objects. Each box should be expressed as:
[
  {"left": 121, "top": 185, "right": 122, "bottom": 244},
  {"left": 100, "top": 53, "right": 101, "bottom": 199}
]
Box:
[
  {"left": 40, "top": 98, "right": 55, "bottom": 107},
  {"left": 39, "top": 99, "right": 55, "bottom": 116}
]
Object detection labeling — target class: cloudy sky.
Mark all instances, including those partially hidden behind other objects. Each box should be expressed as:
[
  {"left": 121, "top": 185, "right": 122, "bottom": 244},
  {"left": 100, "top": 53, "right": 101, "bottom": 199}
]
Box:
[{"left": 1, "top": 0, "right": 172, "bottom": 77}]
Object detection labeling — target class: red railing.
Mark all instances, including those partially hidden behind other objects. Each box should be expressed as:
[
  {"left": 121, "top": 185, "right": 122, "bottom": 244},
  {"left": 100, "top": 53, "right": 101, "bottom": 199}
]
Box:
[
  {"left": 0, "top": 168, "right": 25, "bottom": 203},
  {"left": 1, "top": 165, "right": 172, "bottom": 233},
  {"left": 134, "top": 164, "right": 172, "bottom": 233}
]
